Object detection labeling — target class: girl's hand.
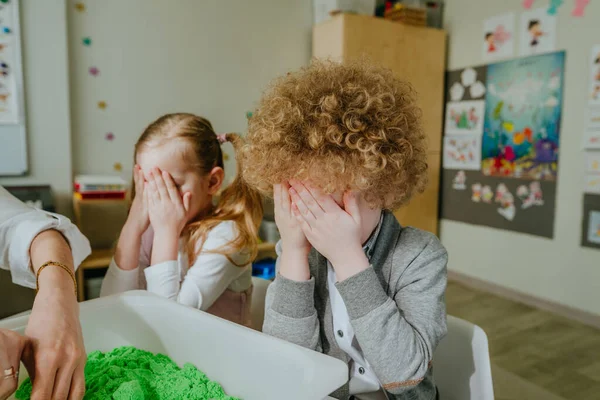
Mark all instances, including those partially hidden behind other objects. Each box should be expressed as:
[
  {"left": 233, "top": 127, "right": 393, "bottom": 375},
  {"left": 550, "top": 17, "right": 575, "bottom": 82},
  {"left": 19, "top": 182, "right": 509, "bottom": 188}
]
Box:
[
  {"left": 289, "top": 180, "right": 369, "bottom": 281},
  {"left": 0, "top": 329, "right": 26, "bottom": 400},
  {"left": 127, "top": 165, "right": 150, "bottom": 234},
  {"left": 147, "top": 168, "right": 191, "bottom": 239},
  {"left": 274, "top": 183, "right": 311, "bottom": 256}
]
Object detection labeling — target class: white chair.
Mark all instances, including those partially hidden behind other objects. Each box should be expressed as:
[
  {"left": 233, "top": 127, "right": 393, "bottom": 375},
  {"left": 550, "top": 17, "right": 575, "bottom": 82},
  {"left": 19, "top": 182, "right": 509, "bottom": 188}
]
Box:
[
  {"left": 433, "top": 315, "right": 494, "bottom": 400},
  {"left": 250, "top": 276, "right": 271, "bottom": 331}
]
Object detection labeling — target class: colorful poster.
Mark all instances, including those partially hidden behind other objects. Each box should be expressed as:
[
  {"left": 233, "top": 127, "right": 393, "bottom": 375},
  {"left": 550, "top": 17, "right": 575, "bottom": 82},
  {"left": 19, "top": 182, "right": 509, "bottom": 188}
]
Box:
[
  {"left": 482, "top": 51, "right": 564, "bottom": 180},
  {"left": 0, "top": 3, "right": 20, "bottom": 124},
  {"left": 445, "top": 100, "right": 485, "bottom": 135},
  {"left": 518, "top": 8, "right": 557, "bottom": 56},
  {"left": 589, "top": 45, "right": 600, "bottom": 106},
  {"left": 483, "top": 13, "right": 515, "bottom": 62},
  {"left": 443, "top": 134, "right": 482, "bottom": 170},
  {"left": 582, "top": 107, "right": 600, "bottom": 149}
]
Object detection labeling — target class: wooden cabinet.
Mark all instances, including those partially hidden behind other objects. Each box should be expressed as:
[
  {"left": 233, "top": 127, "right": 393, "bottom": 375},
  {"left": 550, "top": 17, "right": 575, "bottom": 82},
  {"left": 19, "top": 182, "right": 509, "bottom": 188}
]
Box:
[{"left": 313, "top": 14, "right": 447, "bottom": 235}]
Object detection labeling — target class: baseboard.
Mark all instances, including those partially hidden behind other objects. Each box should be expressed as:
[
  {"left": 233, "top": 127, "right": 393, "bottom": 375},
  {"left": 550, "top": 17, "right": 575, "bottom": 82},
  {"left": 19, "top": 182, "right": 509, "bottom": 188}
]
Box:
[{"left": 448, "top": 270, "right": 600, "bottom": 330}]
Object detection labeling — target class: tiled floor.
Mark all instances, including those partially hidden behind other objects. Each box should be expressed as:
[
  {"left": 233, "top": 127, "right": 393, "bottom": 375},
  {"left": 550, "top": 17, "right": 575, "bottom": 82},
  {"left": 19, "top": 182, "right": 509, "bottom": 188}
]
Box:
[{"left": 446, "top": 280, "right": 600, "bottom": 400}]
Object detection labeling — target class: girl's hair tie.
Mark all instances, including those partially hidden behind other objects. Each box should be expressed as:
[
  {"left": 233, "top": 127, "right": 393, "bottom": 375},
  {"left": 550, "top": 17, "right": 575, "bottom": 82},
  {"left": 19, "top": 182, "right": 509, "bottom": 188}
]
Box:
[{"left": 216, "top": 134, "right": 228, "bottom": 144}]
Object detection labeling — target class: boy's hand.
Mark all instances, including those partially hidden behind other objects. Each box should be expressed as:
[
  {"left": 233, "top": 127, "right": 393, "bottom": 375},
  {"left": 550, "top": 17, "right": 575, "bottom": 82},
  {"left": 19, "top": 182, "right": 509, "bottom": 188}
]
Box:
[
  {"left": 147, "top": 168, "right": 191, "bottom": 239},
  {"left": 274, "top": 183, "right": 311, "bottom": 255},
  {"left": 289, "top": 180, "right": 369, "bottom": 281},
  {"left": 127, "top": 164, "right": 150, "bottom": 234}
]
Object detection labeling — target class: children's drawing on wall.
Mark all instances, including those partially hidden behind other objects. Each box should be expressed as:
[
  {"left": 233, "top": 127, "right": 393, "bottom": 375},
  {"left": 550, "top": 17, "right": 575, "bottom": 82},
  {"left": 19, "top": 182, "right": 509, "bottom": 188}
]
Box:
[
  {"left": 481, "top": 185, "right": 493, "bottom": 203},
  {"left": 445, "top": 100, "right": 485, "bottom": 135},
  {"left": 582, "top": 107, "right": 600, "bottom": 149},
  {"left": 443, "top": 134, "right": 482, "bottom": 170},
  {"left": 519, "top": 181, "right": 544, "bottom": 208},
  {"left": 587, "top": 211, "right": 600, "bottom": 244},
  {"left": 482, "top": 13, "right": 515, "bottom": 62},
  {"left": 452, "top": 170, "right": 467, "bottom": 190},
  {"left": 447, "top": 66, "right": 487, "bottom": 102},
  {"left": 471, "top": 183, "right": 482, "bottom": 202},
  {"left": 585, "top": 175, "right": 600, "bottom": 194},
  {"left": 0, "top": 3, "right": 19, "bottom": 124},
  {"left": 482, "top": 51, "right": 564, "bottom": 180},
  {"left": 589, "top": 45, "right": 600, "bottom": 106},
  {"left": 519, "top": 8, "right": 556, "bottom": 56},
  {"left": 497, "top": 190, "right": 516, "bottom": 221}
]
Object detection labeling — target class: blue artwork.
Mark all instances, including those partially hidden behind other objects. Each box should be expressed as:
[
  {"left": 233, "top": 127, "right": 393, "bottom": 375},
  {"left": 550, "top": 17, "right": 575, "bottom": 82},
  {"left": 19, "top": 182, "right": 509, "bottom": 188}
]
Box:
[{"left": 482, "top": 51, "right": 565, "bottom": 180}]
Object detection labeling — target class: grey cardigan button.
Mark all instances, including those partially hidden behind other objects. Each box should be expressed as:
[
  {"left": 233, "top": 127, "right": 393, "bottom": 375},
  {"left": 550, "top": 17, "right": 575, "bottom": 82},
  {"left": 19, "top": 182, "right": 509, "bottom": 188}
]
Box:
[
  {"left": 337, "top": 330, "right": 344, "bottom": 338},
  {"left": 359, "top": 367, "right": 365, "bottom": 375}
]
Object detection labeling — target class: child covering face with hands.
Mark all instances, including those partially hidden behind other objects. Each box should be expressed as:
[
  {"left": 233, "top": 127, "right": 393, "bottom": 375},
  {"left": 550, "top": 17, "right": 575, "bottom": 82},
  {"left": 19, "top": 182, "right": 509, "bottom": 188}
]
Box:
[
  {"left": 101, "top": 113, "right": 263, "bottom": 328},
  {"left": 241, "top": 60, "right": 448, "bottom": 400}
]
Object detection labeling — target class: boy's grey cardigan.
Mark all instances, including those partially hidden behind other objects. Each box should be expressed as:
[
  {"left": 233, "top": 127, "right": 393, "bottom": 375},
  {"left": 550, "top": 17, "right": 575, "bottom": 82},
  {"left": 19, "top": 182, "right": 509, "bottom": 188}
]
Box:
[{"left": 263, "top": 211, "right": 448, "bottom": 400}]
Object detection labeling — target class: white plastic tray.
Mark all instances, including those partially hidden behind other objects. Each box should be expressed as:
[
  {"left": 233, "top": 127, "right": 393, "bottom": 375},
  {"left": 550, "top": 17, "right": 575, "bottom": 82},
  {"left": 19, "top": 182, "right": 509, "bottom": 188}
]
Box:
[{"left": 0, "top": 291, "right": 347, "bottom": 400}]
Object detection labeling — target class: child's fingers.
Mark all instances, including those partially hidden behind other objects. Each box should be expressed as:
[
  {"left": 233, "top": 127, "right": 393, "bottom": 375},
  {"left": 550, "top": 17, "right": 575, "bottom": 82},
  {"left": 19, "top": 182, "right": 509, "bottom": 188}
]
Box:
[
  {"left": 292, "top": 203, "right": 312, "bottom": 232},
  {"left": 147, "top": 171, "right": 160, "bottom": 201},
  {"left": 153, "top": 168, "right": 169, "bottom": 200},
  {"left": 280, "top": 182, "right": 292, "bottom": 214},
  {"left": 182, "top": 192, "right": 192, "bottom": 213},
  {"left": 289, "top": 187, "right": 316, "bottom": 223},
  {"left": 343, "top": 191, "right": 361, "bottom": 224},
  {"left": 290, "top": 180, "right": 324, "bottom": 217},
  {"left": 162, "top": 171, "right": 181, "bottom": 204},
  {"left": 305, "top": 182, "right": 339, "bottom": 213}
]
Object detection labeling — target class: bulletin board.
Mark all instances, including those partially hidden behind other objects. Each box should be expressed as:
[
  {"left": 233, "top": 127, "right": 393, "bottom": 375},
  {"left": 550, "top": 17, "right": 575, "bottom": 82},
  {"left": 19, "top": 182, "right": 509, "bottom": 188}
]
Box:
[
  {"left": 0, "top": 0, "right": 26, "bottom": 176},
  {"left": 440, "top": 51, "right": 565, "bottom": 238}
]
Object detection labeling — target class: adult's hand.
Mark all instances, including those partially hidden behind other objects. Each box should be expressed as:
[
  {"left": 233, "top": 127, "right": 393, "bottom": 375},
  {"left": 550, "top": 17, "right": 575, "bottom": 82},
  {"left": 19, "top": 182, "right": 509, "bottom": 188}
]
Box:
[
  {"left": 23, "top": 231, "right": 86, "bottom": 400},
  {"left": 0, "top": 329, "right": 26, "bottom": 400}
]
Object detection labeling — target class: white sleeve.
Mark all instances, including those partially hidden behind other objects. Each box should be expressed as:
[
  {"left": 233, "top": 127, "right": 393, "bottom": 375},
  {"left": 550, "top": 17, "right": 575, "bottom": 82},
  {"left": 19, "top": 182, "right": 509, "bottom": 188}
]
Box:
[
  {"left": 100, "top": 227, "right": 153, "bottom": 297},
  {"left": 144, "top": 221, "right": 247, "bottom": 311},
  {"left": 0, "top": 185, "right": 91, "bottom": 289}
]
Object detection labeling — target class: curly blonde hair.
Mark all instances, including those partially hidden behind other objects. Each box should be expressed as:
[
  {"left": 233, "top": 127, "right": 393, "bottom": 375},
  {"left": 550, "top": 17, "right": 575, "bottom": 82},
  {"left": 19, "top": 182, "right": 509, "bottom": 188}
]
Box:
[{"left": 241, "top": 59, "right": 428, "bottom": 210}]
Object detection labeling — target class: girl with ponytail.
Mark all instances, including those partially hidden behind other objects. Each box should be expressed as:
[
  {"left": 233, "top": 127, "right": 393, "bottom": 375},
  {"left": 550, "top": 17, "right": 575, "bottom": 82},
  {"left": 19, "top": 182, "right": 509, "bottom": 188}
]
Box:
[{"left": 101, "top": 113, "right": 263, "bottom": 328}]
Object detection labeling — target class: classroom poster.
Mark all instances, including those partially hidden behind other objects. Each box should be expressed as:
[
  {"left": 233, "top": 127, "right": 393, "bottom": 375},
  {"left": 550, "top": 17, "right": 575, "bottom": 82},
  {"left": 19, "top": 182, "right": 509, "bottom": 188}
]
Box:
[
  {"left": 482, "top": 13, "right": 515, "bottom": 62},
  {"left": 589, "top": 45, "right": 600, "bottom": 106},
  {"left": 441, "top": 51, "right": 565, "bottom": 238},
  {"left": 582, "top": 107, "right": 600, "bottom": 149},
  {"left": 444, "top": 100, "right": 485, "bottom": 136},
  {"left": 518, "top": 8, "right": 557, "bottom": 57},
  {"left": 443, "top": 134, "right": 482, "bottom": 170},
  {"left": 482, "top": 52, "right": 564, "bottom": 180}
]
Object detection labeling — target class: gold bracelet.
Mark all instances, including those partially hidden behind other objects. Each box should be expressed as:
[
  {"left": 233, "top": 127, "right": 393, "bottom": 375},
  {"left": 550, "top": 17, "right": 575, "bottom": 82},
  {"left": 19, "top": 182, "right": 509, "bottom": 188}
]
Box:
[{"left": 36, "top": 261, "right": 78, "bottom": 297}]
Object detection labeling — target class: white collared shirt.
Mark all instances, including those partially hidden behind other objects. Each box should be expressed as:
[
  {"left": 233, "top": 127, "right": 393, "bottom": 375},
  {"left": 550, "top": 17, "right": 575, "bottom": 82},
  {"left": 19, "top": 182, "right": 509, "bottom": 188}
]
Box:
[
  {"left": 327, "top": 214, "right": 387, "bottom": 399},
  {"left": 0, "top": 185, "right": 91, "bottom": 288}
]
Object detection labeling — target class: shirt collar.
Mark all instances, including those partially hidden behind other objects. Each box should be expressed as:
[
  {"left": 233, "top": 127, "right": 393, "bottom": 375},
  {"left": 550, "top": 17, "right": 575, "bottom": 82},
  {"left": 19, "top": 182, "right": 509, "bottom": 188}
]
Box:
[{"left": 362, "top": 212, "right": 384, "bottom": 260}]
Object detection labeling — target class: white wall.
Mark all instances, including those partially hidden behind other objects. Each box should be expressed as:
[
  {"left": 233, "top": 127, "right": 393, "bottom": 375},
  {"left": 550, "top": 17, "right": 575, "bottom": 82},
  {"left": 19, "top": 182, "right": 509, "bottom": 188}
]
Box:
[
  {"left": 442, "top": 0, "right": 600, "bottom": 315},
  {"left": 68, "top": 0, "right": 312, "bottom": 183},
  {"left": 0, "top": 0, "right": 73, "bottom": 215}
]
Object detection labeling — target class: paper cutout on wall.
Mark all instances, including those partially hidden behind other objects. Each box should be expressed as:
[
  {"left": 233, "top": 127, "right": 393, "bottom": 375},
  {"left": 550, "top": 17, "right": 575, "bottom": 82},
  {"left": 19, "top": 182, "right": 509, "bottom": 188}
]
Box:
[
  {"left": 497, "top": 190, "right": 516, "bottom": 221},
  {"left": 589, "top": 45, "right": 600, "bottom": 106},
  {"left": 547, "top": 0, "right": 563, "bottom": 15},
  {"left": 572, "top": 0, "right": 590, "bottom": 17},
  {"left": 445, "top": 100, "right": 485, "bottom": 135},
  {"left": 585, "top": 175, "right": 600, "bottom": 194},
  {"left": 105, "top": 132, "right": 114, "bottom": 141},
  {"left": 443, "top": 134, "right": 482, "bottom": 170},
  {"left": 89, "top": 66, "right": 99, "bottom": 76},
  {"left": 113, "top": 162, "right": 122, "bottom": 172},
  {"left": 482, "top": 52, "right": 564, "bottom": 180},
  {"left": 82, "top": 37, "right": 91, "bottom": 46},
  {"left": 583, "top": 107, "right": 600, "bottom": 149},
  {"left": 75, "top": 2, "right": 85, "bottom": 12},
  {"left": 519, "top": 8, "right": 557, "bottom": 56},
  {"left": 483, "top": 13, "right": 515, "bottom": 62},
  {"left": 97, "top": 101, "right": 107, "bottom": 110},
  {"left": 447, "top": 66, "right": 487, "bottom": 102},
  {"left": 581, "top": 194, "right": 600, "bottom": 248},
  {"left": 522, "top": 0, "right": 535, "bottom": 9},
  {"left": 585, "top": 152, "right": 600, "bottom": 174},
  {"left": 452, "top": 170, "right": 467, "bottom": 190}
]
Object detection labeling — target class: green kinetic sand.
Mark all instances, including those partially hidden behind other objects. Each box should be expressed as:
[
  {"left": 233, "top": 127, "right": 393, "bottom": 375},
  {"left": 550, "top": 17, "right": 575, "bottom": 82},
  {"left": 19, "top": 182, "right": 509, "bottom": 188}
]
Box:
[{"left": 15, "top": 346, "right": 239, "bottom": 400}]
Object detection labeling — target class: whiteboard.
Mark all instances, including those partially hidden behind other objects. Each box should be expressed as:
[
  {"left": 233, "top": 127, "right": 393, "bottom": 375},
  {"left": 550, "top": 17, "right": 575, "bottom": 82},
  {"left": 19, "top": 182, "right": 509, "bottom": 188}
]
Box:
[{"left": 0, "top": 0, "right": 26, "bottom": 176}]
